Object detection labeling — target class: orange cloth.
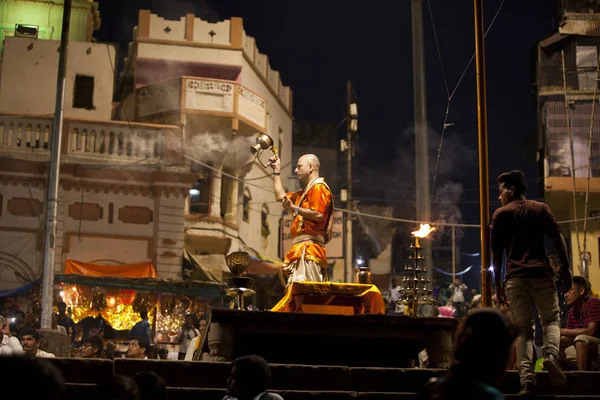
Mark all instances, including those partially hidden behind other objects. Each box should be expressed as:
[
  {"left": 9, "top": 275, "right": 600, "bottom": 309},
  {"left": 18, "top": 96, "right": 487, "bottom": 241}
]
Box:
[
  {"left": 284, "top": 181, "right": 332, "bottom": 267},
  {"left": 65, "top": 259, "right": 157, "bottom": 278},
  {"left": 271, "top": 281, "right": 386, "bottom": 315}
]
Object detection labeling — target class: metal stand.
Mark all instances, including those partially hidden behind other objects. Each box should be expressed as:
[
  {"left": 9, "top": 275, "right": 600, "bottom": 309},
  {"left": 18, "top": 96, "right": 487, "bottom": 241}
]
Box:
[{"left": 398, "top": 237, "right": 434, "bottom": 316}]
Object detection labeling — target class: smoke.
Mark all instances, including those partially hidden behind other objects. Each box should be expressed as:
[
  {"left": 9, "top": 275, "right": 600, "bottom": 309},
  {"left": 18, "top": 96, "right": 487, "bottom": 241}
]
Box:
[
  {"left": 186, "top": 132, "right": 255, "bottom": 170},
  {"left": 384, "top": 123, "right": 476, "bottom": 238},
  {"left": 552, "top": 135, "right": 589, "bottom": 177},
  {"left": 431, "top": 182, "right": 464, "bottom": 240}
]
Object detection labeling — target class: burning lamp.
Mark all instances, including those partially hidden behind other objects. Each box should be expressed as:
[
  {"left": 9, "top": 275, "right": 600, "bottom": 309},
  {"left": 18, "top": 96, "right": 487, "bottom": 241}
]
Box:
[
  {"left": 397, "top": 224, "right": 436, "bottom": 317},
  {"left": 250, "top": 133, "right": 278, "bottom": 168},
  {"left": 225, "top": 251, "right": 255, "bottom": 310}
]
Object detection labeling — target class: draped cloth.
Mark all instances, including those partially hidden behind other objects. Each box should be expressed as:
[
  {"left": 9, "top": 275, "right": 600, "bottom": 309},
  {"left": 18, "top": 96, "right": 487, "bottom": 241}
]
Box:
[
  {"left": 65, "top": 259, "right": 157, "bottom": 278},
  {"left": 282, "top": 178, "right": 332, "bottom": 285},
  {"left": 271, "top": 281, "right": 386, "bottom": 315}
]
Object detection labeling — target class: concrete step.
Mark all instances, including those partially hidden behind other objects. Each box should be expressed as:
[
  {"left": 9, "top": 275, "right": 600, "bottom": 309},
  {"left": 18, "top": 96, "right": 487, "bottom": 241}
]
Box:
[
  {"left": 65, "top": 385, "right": 600, "bottom": 400},
  {"left": 52, "top": 359, "right": 600, "bottom": 397}
]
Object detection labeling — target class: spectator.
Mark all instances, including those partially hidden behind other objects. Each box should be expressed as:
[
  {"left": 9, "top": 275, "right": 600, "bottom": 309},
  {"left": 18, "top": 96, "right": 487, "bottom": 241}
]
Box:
[
  {"left": 56, "top": 301, "right": 76, "bottom": 342},
  {"left": 224, "top": 355, "right": 284, "bottom": 400},
  {"left": 20, "top": 327, "right": 55, "bottom": 358},
  {"left": 126, "top": 337, "right": 149, "bottom": 359},
  {"left": 78, "top": 335, "right": 105, "bottom": 359},
  {"left": 129, "top": 310, "right": 151, "bottom": 343},
  {"left": 423, "top": 308, "right": 518, "bottom": 400},
  {"left": 95, "top": 375, "right": 140, "bottom": 400},
  {"left": 0, "top": 355, "right": 65, "bottom": 399},
  {"left": 560, "top": 276, "right": 600, "bottom": 371},
  {"left": 9, "top": 310, "right": 26, "bottom": 338},
  {"left": 177, "top": 314, "right": 200, "bottom": 360},
  {"left": 0, "top": 314, "right": 23, "bottom": 356},
  {"left": 449, "top": 277, "right": 467, "bottom": 318},
  {"left": 491, "top": 170, "right": 571, "bottom": 394},
  {"left": 133, "top": 371, "right": 166, "bottom": 400},
  {"left": 185, "top": 314, "right": 210, "bottom": 361}
]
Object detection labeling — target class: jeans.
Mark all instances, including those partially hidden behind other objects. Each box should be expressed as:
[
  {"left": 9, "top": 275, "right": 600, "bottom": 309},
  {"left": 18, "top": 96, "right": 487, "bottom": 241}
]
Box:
[{"left": 506, "top": 277, "right": 560, "bottom": 385}]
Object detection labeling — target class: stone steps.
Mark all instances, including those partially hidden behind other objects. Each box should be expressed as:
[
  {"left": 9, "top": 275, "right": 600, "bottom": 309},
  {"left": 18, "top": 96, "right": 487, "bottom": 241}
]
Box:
[
  {"left": 65, "top": 385, "right": 600, "bottom": 400},
  {"left": 49, "top": 358, "right": 600, "bottom": 398}
]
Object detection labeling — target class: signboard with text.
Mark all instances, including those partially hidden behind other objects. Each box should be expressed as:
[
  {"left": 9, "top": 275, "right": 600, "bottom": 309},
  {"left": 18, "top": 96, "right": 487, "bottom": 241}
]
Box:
[{"left": 280, "top": 211, "right": 344, "bottom": 259}]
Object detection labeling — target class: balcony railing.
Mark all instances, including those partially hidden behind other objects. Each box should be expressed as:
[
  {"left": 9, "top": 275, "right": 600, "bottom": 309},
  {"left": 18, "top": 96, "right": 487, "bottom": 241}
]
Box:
[
  {"left": 544, "top": 100, "right": 600, "bottom": 178},
  {"left": 0, "top": 114, "right": 181, "bottom": 165},
  {"left": 538, "top": 65, "right": 600, "bottom": 93},
  {"left": 122, "top": 77, "right": 267, "bottom": 133}
]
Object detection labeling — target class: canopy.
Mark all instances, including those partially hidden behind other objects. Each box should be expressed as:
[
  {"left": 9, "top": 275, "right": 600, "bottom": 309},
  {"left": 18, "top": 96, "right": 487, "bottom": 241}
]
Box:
[{"left": 65, "top": 259, "right": 157, "bottom": 278}]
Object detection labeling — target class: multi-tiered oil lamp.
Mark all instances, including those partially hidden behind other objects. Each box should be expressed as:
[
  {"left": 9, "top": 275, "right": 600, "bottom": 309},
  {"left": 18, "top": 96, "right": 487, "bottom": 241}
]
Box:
[{"left": 397, "top": 224, "right": 436, "bottom": 316}]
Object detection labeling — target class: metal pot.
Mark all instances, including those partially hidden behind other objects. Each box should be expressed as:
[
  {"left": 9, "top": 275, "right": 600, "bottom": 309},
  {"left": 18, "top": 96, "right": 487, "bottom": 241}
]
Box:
[{"left": 354, "top": 267, "right": 372, "bottom": 284}]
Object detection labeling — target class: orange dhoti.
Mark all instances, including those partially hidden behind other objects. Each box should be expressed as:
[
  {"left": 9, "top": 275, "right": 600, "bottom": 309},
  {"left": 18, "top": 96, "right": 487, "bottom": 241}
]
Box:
[{"left": 283, "top": 178, "right": 333, "bottom": 286}]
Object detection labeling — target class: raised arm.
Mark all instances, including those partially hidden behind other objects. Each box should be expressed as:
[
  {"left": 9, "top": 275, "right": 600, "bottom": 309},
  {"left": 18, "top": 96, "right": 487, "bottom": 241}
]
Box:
[{"left": 269, "top": 154, "right": 286, "bottom": 202}]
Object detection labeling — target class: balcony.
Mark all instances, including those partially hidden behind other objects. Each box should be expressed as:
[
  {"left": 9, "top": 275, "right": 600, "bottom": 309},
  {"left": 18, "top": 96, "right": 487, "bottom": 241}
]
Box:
[
  {"left": 543, "top": 100, "right": 600, "bottom": 192},
  {"left": 538, "top": 65, "right": 600, "bottom": 97},
  {"left": 119, "top": 77, "right": 267, "bottom": 135},
  {"left": 0, "top": 114, "right": 182, "bottom": 165}
]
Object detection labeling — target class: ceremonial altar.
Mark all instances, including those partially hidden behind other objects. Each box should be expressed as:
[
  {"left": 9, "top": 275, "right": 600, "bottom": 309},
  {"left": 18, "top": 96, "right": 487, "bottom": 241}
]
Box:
[{"left": 270, "top": 282, "right": 385, "bottom": 315}]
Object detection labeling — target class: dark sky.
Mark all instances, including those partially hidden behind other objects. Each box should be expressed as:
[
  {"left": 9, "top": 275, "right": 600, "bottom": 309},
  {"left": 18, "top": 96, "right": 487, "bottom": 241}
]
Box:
[{"left": 96, "top": 0, "right": 558, "bottom": 284}]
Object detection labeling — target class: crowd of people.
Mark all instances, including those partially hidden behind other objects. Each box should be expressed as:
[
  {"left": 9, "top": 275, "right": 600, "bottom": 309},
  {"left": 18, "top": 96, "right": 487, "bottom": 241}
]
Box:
[
  {"left": 0, "top": 352, "right": 281, "bottom": 400},
  {"left": 0, "top": 299, "right": 209, "bottom": 361}
]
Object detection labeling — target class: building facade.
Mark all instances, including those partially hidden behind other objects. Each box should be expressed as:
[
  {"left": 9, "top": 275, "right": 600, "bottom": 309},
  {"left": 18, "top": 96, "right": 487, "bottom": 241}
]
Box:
[
  {"left": 537, "top": 0, "right": 600, "bottom": 289},
  {"left": 0, "top": 4, "right": 293, "bottom": 292}
]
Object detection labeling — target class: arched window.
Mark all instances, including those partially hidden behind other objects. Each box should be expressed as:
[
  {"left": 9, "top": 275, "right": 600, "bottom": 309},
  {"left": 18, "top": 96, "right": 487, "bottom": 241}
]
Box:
[
  {"left": 189, "top": 179, "right": 210, "bottom": 214},
  {"left": 243, "top": 188, "right": 251, "bottom": 222},
  {"left": 261, "top": 204, "right": 270, "bottom": 237}
]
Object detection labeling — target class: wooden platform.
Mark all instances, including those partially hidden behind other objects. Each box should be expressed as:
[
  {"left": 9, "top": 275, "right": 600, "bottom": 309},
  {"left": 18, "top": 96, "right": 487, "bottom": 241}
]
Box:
[{"left": 201, "top": 309, "right": 458, "bottom": 368}]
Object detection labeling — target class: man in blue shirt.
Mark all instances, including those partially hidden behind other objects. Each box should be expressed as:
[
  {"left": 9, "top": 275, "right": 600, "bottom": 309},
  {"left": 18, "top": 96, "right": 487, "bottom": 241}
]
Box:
[{"left": 129, "top": 310, "right": 151, "bottom": 343}]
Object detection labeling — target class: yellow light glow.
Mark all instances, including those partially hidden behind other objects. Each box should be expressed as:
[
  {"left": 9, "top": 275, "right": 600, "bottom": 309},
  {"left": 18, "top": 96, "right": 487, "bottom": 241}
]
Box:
[
  {"left": 72, "top": 286, "right": 78, "bottom": 292},
  {"left": 107, "top": 297, "right": 116, "bottom": 308},
  {"left": 411, "top": 224, "right": 436, "bottom": 238},
  {"left": 59, "top": 291, "right": 65, "bottom": 297}
]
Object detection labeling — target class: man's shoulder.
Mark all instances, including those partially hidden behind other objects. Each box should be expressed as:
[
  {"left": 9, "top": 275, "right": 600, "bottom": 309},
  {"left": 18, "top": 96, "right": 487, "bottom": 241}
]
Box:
[
  {"left": 309, "top": 180, "right": 332, "bottom": 193},
  {"left": 494, "top": 200, "right": 549, "bottom": 217},
  {"left": 585, "top": 297, "right": 600, "bottom": 310},
  {"left": 258, "top": 393, "right": 284, "bottom": 400}
]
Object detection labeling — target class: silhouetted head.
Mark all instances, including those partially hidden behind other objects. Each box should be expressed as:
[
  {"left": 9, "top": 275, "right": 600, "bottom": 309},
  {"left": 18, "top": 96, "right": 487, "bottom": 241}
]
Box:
[
  {"left": 226, "top": 355, "right": 272, "bottom": 400},
  {"left": 497, "top": 170, "right": 527, "bottom": 206}
]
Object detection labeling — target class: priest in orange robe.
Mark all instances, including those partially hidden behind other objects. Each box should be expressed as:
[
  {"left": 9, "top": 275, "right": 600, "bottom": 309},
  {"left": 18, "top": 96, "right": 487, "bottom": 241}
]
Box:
[{"left": 270, "top": 153, "right": 334, "bottom": 286}]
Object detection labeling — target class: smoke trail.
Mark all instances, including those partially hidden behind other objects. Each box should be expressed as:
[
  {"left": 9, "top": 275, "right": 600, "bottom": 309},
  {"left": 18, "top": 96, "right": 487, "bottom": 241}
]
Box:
[{"left": 186, "top": 132, "right": 255, "bottom": 170}]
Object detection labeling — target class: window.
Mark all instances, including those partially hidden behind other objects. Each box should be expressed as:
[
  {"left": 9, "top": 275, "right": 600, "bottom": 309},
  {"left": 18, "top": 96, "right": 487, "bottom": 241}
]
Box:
[
  {"left": 189, "top": 179, "right": 210, "bottom": 214},
  {"left": 261, "top": 204, "right": 270, "bottom": 237},
  {"left": 278, "top": 127, "right": 283, "bottom": 160},
  {"left": 73, "top": 75, "right": 95, "bottom": 109},
  {"left": 242, "top": 188, "right": 251, "bottom": 222}
]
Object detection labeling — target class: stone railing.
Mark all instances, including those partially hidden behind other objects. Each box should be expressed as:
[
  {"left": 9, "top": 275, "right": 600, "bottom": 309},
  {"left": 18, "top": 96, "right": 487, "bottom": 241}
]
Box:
[
  {"left": 183, "top": 77, "right": 267, "bottom": 131},
  {"left": 128, "top": 77, "right": 267, "bottom": 133},
  {"left": 0, "top": 115, "right": 53, "bottom": 157},
  {"left": 66, "top": 120, "right": 175, "bottom": 163},
  {"left": 0, "top": 114, "right": 181, "bottom": 165}
]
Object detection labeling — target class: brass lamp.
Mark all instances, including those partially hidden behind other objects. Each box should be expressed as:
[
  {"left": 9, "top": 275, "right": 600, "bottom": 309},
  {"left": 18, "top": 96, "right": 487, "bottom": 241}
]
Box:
[
  {"left": 250, "top": 133, "right": 278, "bottom": 168},
  {"left": 225, "top": 251, "right": 255, "bottom": 310}
]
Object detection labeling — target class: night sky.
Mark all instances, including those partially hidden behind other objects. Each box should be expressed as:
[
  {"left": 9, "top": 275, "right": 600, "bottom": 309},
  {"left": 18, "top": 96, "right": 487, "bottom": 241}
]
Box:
[{"left": 96, "top": 0, "right": 558, "bottom": 288}]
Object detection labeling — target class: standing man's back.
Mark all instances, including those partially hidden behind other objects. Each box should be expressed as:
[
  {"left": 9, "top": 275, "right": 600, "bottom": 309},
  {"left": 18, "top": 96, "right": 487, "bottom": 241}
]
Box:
[
  {"left": 129, "top": 310, "right": 151, "bottom": 343},
  {"left": 491, "top": 170, "right": 572, "bottom": 395},
  {"left": 493, "top": 199, "right": 557, "bottom": 280}
]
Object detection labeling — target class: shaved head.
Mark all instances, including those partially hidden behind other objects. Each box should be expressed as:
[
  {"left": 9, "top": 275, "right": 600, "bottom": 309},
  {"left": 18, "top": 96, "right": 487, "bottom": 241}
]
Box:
[
  {"left": 295, "top": 154, "right": 322, "bottom": 186},
  {"left": 300, "top": 154, "right": 320, "bottom": 170}
]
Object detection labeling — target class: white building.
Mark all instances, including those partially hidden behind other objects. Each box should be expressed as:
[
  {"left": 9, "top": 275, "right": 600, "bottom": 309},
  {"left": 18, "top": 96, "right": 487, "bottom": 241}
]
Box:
[{"left": 0, "top": 4, "right": 293, "bottom": 292}]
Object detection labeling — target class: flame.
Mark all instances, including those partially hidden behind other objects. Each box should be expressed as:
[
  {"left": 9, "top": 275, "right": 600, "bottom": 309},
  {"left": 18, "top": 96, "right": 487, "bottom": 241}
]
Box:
[{"left": 411, "top": 224, "right": 436, "bottom": 238}]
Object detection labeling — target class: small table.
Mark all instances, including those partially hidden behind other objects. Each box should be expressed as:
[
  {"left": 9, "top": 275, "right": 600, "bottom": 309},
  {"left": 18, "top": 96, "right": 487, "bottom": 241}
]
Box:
[{"left": 270, "top": 281, "right": 386, "bottom": 315}]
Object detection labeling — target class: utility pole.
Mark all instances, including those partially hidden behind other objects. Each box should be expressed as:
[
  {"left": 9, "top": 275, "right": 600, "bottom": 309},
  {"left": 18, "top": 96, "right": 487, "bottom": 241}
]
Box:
[
  {"left": 473, "top": 0, "right": 492, "bottom": 307},
  {"left": 40, "top": 0, "right": 71, "bottom": 329},
  {"left": 343, "top": 80, "right": 357, "bottom": 283},
  {"left": 411, "top": 0, "right": 433, "bottom": 282},
  {"left": 451, "top": 225, "right": 456, "bottom": 282}
]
